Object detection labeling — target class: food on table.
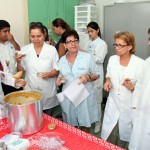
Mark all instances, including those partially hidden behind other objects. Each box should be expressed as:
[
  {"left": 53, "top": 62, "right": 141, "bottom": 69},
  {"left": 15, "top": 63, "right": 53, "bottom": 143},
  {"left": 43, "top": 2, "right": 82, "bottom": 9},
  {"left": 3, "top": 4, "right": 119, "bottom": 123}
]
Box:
[
  {"left": 48, "top": 123, "right": 56, "bottom": 130},
  {"left": 4, "top": 91, "right": 42, "bottom": 105}
]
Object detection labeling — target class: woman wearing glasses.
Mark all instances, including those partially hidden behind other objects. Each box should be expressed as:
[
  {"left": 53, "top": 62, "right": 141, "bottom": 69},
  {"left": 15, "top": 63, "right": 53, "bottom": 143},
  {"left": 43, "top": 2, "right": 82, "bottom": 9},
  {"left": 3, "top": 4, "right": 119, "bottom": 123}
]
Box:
[
  {"left": 16, "top": 22, "right": 59, "bottom": 116},
  {"left": 56, "top": 30, "right": 100, "bottom": 133},
  {"left": 101, "top": 32, "right": 144, "bottom": 148}
]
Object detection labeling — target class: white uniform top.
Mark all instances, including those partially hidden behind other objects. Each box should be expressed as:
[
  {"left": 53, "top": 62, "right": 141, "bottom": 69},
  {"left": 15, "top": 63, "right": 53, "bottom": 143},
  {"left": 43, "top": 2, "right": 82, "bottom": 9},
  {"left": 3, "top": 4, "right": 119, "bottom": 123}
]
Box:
[
  {"left": 129, "top": 57, "right": 150, "bottom": 150},
  {"left": 84, "top": 37, "right": 107, "bottom": 102},
  {"left": 101, "top": 55, "right": 144, "bottom": 142},
  {"left": 0, "top": 41, "right": 17, "bottom": 74},
  {"left": 21, "top": 43, "right": 59, "bottom": 110},
  {"left": 0, "top": 56, "right": 15, "bottom": 102}
]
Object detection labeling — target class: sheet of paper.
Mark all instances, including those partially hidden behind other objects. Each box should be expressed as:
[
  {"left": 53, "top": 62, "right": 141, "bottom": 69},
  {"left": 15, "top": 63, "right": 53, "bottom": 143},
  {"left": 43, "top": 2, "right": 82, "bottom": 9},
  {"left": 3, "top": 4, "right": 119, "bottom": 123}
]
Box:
[
  {"left": 63, "top": 79, "right": 89, "bottom": 107},
  {"left": 56, "top": 92, "right": 65, "bottom": 102}
]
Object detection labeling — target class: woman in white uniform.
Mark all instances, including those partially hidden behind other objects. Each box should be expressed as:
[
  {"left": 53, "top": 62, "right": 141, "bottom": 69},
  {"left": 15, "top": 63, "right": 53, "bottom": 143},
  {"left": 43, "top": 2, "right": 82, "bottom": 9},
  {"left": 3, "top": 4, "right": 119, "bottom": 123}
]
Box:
[
  {"left": 85, "top": 22, "right": 108, "bottom": 134},
  {"left": 16, "top": 22, "right": 59, "bottom": 116},
  {"left": 129, "top": 28, "right": 150, "bottom": 150},
  {"left": 101, "top": 32, "right": 144, "bottom": 149},
  {"left": 56, "top": 30, "right": 100, "bottom": 133}
]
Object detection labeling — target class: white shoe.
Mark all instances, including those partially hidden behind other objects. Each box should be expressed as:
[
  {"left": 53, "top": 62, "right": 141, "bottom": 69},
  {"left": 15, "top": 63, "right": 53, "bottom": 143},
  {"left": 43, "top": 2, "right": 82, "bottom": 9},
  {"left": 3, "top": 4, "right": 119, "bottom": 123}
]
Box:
[{"left": 94, "top": 121, "right": 101, "bottom": 134}]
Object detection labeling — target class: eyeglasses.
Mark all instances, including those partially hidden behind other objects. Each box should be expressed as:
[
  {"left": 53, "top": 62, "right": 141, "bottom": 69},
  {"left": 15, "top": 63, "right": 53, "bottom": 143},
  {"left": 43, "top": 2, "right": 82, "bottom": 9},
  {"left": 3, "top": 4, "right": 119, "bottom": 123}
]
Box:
[
  {"left": 65, "top": 40, "right": 79, "bottom": 45},
  {"left": 113, "top": 43, "right": 128, "bottom": 49}
]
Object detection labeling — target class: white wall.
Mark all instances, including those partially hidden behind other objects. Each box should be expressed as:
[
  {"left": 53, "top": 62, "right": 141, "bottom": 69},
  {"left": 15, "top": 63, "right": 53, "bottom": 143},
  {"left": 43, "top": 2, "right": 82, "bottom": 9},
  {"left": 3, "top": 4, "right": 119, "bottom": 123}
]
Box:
[
  {"left": 95, "top": 0, "right": 150, "bottom": 35},
  {"left": 0, "top": 0, "right": 29, "bottom": 47}
]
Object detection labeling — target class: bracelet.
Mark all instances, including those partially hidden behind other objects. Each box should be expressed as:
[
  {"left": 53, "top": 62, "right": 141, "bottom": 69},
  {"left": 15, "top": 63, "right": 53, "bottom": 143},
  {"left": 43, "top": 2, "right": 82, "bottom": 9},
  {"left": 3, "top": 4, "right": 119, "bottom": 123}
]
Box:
[
  {"left": 131, "top": 85, "right": 135, "bottom": 92},
  {"left": 87, "top": 74, "right": 92, "bottom": 81}
]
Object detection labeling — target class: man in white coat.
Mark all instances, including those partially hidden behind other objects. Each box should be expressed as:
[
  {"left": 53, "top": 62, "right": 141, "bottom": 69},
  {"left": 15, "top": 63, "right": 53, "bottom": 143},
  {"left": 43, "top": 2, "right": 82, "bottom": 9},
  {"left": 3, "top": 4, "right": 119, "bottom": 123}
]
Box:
[
  {"left": 129, "top": 28, "right": 150, "bottom": 150},
  {"left": 0, "top": 20, "right": 21, "bottom": 95}
]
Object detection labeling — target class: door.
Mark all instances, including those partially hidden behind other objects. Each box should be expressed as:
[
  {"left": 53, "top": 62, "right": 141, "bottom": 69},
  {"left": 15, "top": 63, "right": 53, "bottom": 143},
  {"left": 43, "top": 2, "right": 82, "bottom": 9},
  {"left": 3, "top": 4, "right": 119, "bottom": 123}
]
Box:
[
  {"left": 48, "top": 0, "right": 65, "bottom": 41},
  {"left": 131, "top": 3, "right": 150, "bottom": 59},
  {"left": 104, "top": 2, "right": 150, "bottom": 72},
  {"left": 28, "top": 0, "right": 49, "bottom": 26},
  {"left": 28, "top": 0, "right": 78, "bottom": 41},
  {"left": 104, "top": 4, "right": 131, "bottom": 69},
  {"left": 65, "top": 0, "right": 79, "bottom": 28}
]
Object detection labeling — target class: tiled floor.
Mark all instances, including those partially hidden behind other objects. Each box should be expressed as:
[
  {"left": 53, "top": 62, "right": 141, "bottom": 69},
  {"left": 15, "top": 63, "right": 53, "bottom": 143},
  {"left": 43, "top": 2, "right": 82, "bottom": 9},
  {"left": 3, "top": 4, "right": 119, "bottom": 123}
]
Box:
[{"left": 52, "top": 104, "right": 105, "bottom": 138}]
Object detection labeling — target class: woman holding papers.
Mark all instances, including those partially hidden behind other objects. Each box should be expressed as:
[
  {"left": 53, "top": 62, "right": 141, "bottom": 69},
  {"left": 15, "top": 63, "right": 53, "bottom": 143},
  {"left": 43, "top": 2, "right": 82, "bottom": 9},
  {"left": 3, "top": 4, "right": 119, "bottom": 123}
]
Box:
[{"left": 56, "top": 29, "right": 100, "bottom": 133}]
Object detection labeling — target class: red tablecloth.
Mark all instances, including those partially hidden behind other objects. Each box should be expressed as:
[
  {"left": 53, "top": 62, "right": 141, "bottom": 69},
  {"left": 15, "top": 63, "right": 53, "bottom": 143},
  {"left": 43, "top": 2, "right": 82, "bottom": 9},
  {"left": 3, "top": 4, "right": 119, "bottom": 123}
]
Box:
[{"left": 0, "top": 114, "right": 124, "bottom": 150}]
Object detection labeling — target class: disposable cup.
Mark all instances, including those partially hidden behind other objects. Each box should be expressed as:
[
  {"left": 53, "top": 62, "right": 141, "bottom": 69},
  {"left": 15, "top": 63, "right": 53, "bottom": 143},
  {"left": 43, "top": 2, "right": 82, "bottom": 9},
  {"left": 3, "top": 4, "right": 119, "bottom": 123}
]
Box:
[
  {"left": 37, "top": 72, "right": 45, "bottom": 77},
  {"left": 61, "top": 78, "right": 67, "bottom": 83}
]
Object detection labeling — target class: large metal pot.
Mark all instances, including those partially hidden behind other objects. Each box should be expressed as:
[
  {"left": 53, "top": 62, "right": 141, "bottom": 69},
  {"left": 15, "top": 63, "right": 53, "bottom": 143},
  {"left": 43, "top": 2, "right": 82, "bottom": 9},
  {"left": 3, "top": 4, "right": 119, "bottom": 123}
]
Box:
[{"left": 3, "top": 91, "right": 43, "bottom": 135}]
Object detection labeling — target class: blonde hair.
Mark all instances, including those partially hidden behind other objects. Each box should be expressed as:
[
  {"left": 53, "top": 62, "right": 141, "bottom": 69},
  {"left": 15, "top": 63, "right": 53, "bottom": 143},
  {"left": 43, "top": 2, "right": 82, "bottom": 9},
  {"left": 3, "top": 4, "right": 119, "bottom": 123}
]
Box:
[{"left": 114, "top": 31, "right": 135, "bottom": 54}]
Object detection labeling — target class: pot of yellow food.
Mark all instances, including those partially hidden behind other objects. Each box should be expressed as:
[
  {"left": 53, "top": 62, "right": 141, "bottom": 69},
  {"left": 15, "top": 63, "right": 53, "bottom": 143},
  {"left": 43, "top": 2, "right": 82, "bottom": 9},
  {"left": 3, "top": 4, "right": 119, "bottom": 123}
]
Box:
[{"left": 3, "top": 91, "right": 43, "bottom": 135}]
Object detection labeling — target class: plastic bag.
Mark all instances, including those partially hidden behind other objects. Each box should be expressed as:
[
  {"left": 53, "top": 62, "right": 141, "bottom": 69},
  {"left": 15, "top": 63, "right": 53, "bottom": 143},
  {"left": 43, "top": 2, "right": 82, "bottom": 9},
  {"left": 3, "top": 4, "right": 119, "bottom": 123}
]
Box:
[
  {"left": 0, "top": 103, "right": 6, "bottom": 119},
  {"left": 29, "top": 132, "right": 65, "bottom": 150}
]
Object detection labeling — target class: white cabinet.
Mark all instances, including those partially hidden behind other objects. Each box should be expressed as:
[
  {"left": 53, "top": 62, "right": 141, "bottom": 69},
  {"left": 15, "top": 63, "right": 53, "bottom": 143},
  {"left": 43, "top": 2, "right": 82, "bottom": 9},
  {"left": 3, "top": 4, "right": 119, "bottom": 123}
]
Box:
[
  {"left": 74, "top": 4, "right": 97, "bottom": 33},
  {"left": 78, "top": 33, "right": 89, "bottom": 50}
]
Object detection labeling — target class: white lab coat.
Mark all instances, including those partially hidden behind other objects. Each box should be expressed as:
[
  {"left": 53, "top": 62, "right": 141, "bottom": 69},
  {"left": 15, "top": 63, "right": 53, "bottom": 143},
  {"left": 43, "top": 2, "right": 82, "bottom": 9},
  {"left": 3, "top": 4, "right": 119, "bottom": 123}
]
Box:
[
  {"left": 21, "top": 43, "right": 59, "bottom": 110},
  {"left": 0, "top": 56, "right": 15, "bottom": 102},
  {"left": 0, "top": 57, "right": 15, "bottom": 119},
  {"left": 101, "top": 55, "right": 144, "bottom": 142},
  {"left": 129, "top": 57, "right": 150, "bottom": 150},
  {"left": 84, "top": 37, "right": 108, "bottom": 103},
  {"left": 0, "top": 41, "right": 17, "bottom": 74}
]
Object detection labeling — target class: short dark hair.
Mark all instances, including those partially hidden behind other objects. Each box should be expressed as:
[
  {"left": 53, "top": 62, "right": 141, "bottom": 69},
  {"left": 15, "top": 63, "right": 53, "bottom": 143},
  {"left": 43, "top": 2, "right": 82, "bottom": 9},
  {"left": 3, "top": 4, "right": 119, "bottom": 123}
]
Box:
[
  {"left": 0, "top": 20, "right": 10, "bottom": 30},
  {"left": 61, "top": 29, "right": 79, "bottom": 43},
  {"left": 148, "top": 28, "right": 150, "bottom": 34}
]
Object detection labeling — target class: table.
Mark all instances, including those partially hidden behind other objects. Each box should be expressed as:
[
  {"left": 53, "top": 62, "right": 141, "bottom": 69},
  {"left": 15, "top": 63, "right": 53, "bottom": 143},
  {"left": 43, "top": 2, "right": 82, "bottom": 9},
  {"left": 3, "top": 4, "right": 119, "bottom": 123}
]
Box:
[{"left": 0, "top": 114, "right": 124, "bottom": 150}]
